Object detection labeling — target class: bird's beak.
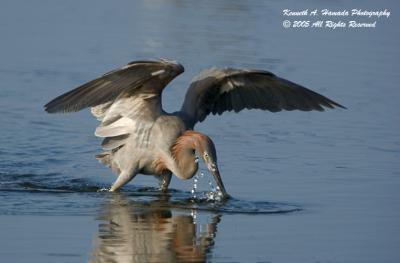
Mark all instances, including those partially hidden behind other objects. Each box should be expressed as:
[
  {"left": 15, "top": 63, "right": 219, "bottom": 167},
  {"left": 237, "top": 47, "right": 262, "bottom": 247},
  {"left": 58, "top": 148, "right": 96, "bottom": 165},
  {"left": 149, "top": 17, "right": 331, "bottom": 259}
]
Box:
[{"left": 207, "top": 163, "right": 230, "bottom": 200}]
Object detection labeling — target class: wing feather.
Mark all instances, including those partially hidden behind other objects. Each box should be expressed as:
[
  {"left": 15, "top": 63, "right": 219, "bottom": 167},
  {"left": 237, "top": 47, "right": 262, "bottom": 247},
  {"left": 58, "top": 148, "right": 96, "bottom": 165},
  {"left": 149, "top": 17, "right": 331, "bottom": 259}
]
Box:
[
  {"left": 45, "top": 59, "right": 184, "bottom": 153},
  {"left": 44, "top": 59, "right": 184, "bottom": 113},
  {"left": 180, "top": 68, "right": 345, "bottom": 127}
]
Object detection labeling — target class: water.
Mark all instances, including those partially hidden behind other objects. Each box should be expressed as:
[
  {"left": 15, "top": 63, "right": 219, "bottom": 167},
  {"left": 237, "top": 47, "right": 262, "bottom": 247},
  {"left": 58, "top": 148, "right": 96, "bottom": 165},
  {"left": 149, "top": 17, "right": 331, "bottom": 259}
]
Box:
[{"left": 1, "top": 0, "right": 399, "bottom": 262}]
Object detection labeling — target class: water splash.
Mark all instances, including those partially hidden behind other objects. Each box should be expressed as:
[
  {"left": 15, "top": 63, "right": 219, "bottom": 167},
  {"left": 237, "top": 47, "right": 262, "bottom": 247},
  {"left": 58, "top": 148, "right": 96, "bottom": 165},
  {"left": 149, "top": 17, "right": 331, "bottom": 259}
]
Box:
[
  {"left": 190, "top": 209, "right": 198, "bottom": 225},
  {"left": 190, "top": 173, "right": 198, "bottom": 199},
  {"left": 204, "top": 187, "right": 224, "bottom": 202},
  {"left": 191, "top": 171, "right": 225, "bottom": 202}
]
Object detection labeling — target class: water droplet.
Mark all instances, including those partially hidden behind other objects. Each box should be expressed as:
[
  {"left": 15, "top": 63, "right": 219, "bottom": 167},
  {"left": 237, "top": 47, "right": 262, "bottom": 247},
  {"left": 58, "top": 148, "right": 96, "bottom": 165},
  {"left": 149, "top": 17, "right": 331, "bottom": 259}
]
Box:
[
  {"left": 191, "top": 210, "right": 197, "bottom": 225},
  {"left": 191, "top": 174, "right": 199, "bottom": 199}
]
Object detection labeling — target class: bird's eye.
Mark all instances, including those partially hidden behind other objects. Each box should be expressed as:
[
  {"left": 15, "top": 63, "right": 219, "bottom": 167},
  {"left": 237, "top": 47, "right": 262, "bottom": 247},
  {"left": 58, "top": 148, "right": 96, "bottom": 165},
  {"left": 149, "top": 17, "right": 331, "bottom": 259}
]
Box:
[{"left": 204, "top": 153, "right": 209, "bottom": 158}]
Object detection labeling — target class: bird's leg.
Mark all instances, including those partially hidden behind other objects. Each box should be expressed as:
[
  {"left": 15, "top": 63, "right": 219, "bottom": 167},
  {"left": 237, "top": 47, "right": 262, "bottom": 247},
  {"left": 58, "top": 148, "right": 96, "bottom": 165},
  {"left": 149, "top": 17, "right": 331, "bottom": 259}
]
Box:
[
  {"left": 158, "top": 172, "right": 172, "bottom": 192},
  {"left": 109, "top": 170, "right": 137, "bottom": 192}
]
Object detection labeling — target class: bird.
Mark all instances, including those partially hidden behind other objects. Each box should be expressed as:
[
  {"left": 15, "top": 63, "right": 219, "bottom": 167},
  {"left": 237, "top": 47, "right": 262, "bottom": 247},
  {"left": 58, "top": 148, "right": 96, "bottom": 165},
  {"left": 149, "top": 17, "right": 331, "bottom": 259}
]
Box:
[{"left": 44, "top": 58, "right": 345, "bottom": 199}]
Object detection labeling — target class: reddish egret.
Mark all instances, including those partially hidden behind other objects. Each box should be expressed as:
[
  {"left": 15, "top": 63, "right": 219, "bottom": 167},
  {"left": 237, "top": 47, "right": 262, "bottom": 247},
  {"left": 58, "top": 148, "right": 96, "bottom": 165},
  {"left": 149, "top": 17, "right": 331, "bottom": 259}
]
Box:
[{"left": 44, "top": 59, "right": 345, "bottom": 198}]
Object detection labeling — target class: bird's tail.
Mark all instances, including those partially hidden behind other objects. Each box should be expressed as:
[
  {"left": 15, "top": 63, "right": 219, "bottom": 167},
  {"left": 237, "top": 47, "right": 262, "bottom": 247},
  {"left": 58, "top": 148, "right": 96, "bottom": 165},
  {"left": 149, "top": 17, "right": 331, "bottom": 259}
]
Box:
[
  {"left": 96, "top": 152, "right": 120, "bottom": 174},
  {"left": 95, "top": 152, "right": 111, "bottom": 166}
]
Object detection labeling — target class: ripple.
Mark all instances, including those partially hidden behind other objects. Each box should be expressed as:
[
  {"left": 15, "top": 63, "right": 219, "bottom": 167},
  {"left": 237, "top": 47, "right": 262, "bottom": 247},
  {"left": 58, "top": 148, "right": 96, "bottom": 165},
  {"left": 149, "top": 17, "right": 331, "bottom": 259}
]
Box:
[
  {"left": 0, "top": 173, "right": 301, "bottom": 215},
  {"left": 153, "top": 198, "right": 299, "bottom": 214},
  {"left": 0, "top": 172, "right": 104, "bottom": 193},
  {"left": 115, "top": 190, "right": 301, "bottom": 215},
  {"left": 187, "top": 197, "right": 301, "bottom": 214}
]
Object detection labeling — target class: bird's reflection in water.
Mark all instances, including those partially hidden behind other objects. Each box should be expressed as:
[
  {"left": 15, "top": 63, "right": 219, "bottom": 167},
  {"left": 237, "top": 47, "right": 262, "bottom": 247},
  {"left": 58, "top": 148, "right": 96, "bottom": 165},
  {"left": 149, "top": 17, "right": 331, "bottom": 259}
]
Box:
[{"left": 90, "top": 193, "right": 222, "bottom": 263}]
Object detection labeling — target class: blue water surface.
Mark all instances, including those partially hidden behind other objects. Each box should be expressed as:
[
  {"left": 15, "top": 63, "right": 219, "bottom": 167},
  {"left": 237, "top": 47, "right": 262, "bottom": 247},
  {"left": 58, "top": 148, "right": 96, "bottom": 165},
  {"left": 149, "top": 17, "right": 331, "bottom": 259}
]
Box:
[{"left": 0, "top": 0, "right": 399, "bottom": 262}]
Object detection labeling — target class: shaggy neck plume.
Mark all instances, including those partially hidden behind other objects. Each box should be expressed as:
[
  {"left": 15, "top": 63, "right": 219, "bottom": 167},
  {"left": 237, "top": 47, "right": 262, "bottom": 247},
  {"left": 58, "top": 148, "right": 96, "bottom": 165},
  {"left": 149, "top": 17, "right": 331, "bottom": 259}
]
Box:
[{"left": 170, "top": 131, "right": 209, "bottom": 179}]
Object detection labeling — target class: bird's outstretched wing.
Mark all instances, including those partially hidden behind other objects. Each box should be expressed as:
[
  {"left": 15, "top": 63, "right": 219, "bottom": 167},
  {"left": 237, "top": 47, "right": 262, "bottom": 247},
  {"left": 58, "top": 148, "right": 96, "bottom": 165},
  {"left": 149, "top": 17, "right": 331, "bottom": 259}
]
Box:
[
  {"left": 44, "top": 59, "right": 184, "bottom": 113},
  {"left": 44, "top": 59, "right": 184, "bottom": 159},
  {"left": 180, "top": 68, "right": 345, "bottom": 127}
]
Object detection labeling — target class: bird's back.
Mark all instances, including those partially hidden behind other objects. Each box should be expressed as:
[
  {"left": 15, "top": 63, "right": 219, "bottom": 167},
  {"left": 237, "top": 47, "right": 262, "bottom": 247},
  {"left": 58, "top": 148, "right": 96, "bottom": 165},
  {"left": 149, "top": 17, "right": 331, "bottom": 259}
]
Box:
[{"left": 96, "top": 100, "right": 188, "bottom": 176}]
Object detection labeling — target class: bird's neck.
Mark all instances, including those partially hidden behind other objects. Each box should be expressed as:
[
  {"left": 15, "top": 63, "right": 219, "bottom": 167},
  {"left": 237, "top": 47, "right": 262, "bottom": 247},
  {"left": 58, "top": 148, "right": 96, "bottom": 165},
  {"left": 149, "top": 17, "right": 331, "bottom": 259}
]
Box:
[{"left": 170, "top": 131, "right": 201, "bottom": 179}]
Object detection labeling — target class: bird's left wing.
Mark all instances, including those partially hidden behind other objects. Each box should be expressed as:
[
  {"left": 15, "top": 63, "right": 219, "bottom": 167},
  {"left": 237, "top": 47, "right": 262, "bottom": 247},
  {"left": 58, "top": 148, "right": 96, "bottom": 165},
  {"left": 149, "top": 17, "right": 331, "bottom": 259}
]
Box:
[
  {"left": 180, "top": 68, "right": 345, "bottom": 127},
  {"left": 44, "top": 59, "right": 184, "bottom": 113}
]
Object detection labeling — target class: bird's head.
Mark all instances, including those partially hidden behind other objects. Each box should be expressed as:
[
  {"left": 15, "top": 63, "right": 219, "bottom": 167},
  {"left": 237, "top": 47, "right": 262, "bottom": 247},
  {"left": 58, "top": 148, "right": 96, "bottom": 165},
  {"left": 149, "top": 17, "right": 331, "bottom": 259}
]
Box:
[
  {"left": 172, "top": 131, "right": 230, "bottom": 199},
  {"left": 195, "top": 135, "right": 218, "bottom": 173},
  {"left": 185, "top": 131, "right": 229, "bottom": 199}
]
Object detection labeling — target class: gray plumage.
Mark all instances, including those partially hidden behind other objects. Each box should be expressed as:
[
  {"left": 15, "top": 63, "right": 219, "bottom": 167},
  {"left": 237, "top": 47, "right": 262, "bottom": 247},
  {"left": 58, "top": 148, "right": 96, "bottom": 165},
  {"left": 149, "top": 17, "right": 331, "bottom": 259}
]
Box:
[{"left": 44, "top": 59, "right": 345, "bottom": 198}]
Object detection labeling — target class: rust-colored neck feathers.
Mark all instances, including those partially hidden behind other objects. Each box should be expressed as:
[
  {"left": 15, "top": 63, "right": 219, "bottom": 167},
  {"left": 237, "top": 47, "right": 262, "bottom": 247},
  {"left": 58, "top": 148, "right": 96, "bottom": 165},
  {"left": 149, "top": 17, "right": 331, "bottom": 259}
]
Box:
[
  {"left": 171, "top": 131, "right": 211, "bottom": 158},
  {"left": 170, "top": 130, "right": 211, "bottom": 179}
]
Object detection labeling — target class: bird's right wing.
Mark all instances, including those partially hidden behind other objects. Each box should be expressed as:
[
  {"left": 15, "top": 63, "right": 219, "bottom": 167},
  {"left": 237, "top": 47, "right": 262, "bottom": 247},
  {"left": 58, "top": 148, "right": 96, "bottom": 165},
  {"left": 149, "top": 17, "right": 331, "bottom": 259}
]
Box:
[
  {"left": 180, "top": 68, "right": 345, "bottom": 127},
  {"left": 44, "top": 59, "right": 184, "bottom": 113},
  {"left": 44, "top": 59, "right": 184, "bottom": 155}
]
